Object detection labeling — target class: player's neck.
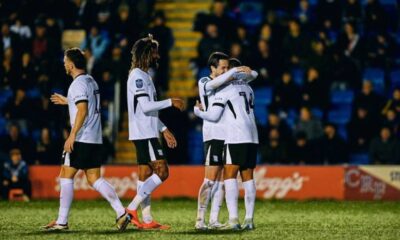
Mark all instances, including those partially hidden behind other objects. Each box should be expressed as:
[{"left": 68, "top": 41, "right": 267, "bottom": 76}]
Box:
[{"left": 71, "top": 70, "right": 86, "bottom": 80}]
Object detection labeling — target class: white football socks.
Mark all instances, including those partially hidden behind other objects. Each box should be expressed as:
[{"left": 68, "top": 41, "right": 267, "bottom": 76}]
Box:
[
  {"left": 196, "top": 179, "right": 215, "bottom": 222},
  {"left": 56, "top": 178, "right": 74, "bottom": 225},
  {"left": 224, "top": 178, "right": 239, "bottom": 220},
  {"left": 93, "top": 178, "right": 125, "bottom": 218},
  {"left": 137, "top": 180, "right": 153, "bottom": 223},
  {"left": 128, "top": 174, "right": 162, "bottom": 211},
  {"left": 209, "top": 181, "right": 224, "bottom": 223},
  {"left": 243, "top": 179, "right": 256, "bottom": 220}
]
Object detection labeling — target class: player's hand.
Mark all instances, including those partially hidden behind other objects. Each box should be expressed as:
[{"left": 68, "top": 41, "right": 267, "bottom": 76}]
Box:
[
  {"left": 64, "top": 133, "right": 75, "bottom": 153},
  {"left": 171, "top": 98, "right": 184, "bottom": 111},
  {"left": 162, "top": 129, "right": 177, "bottom": 148},
  {"left": 195, "top": 100, "right": 204, "bottom": 111},
  {"left": 11, "top": 175, "right": 18, "bottom": 183},
  {"left": 236, "top": 66, "right": 252, "bottom": 74},
  {"left": 50, "top": 93, "right": 68, "bottom": 105}
]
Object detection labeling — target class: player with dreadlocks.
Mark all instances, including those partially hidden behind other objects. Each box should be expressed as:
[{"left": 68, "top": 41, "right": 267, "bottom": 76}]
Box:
[{"left": 125, "top": 34, "right": 184, "bottom": 229}]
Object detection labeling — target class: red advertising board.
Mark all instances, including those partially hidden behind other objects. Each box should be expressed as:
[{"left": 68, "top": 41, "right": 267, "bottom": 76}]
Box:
[
  {"left": 29, "top": 165, "right": 345, "bottom": 200},
  {"left": 345, "top": 166, "right": 400, "bottom": 200}
]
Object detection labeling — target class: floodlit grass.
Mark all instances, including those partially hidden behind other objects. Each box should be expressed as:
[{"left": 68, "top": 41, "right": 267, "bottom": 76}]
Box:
[{"left": 0, "top": 199, "right": 399, "bottom": 240}]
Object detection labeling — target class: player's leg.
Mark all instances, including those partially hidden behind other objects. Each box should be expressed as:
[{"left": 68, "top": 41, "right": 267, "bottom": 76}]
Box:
[
  {"left": 127, "top": 138, "right": 169, "bottom": 229},
  {"left": 138, "top": 164, "right": 153, "bottom": 224},
  {"left": 222, "top": 143, "right": 245, "bottom": 230},
  {"left": 43, "top": 164, "right": 78, "bottom": 230},
  {"left": 240, "top": 168, "right": 256, "bottom": 230},
  {"left": 196, "top": 140, "right": 224, "bottom": 229},
  {"left": 195, "top": 165, "right": 220, "bottom": 229},
  {"left": 208, "top": 168, "right": 225, "bottom": 228}
]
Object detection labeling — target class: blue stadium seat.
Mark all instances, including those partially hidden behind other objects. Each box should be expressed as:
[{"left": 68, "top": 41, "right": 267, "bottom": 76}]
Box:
[
  {"left": 331, "top": 90, "right": 354, "bottom": 105},
  {"left": 0, "top": 117, "right": 6, "bottom": 136},
  {"left": 254, "top": 87, "right": 272, "bottom": 105},
  {"left": 311, "top": 108, "right": 323, "bottom": 119},
  {"left": 337, "top": 125, "right": 348, "bottom": 141},
  {"left": 349, "top": 154, "right": 370, "bottom": 165},
  {"left": 0, "top": 89, "right": 13, "bottom": 107},
  {"left": 254, "top": 105, "right": 268, "bottom": 126},
  {"left": 239, "top": 2, "right": 263, "bottom": 30},
  {"left": 328, "top": 108, "right": 351, "bottom": 125},
  {"left": 198, "top": 67, "right": 210, "bottom": 79},
  {"left": 31, "top": 129, "right": 41, "bottom": 142},
  {"left": 390, "top": 69, "right": 400, "bottom": 88},
  {"left": 26, "top": 88, "right": 41, "bottom": 99},
  {"left": 188, "top": 130, "right": 204, "bottom": 165},
  {"left": 292, "top": 68, "right": 304, "bottom": 86},
  {"left": 363, "top": 68, "right": 385, "bottom": 93}
]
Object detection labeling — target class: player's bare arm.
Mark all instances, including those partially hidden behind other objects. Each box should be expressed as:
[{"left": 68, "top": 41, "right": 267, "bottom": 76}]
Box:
[
  {"left": 162, "top": 129, "right": 177, "bottom": 148},
  {"left": 50, "top": 93, "right": 68, "bottom": 105},
  {"left": 171, "top": 98, "right": 184, "bottom": 111},
  {"left": 64, "top": 102, "right": 88, "bottom": 153}
]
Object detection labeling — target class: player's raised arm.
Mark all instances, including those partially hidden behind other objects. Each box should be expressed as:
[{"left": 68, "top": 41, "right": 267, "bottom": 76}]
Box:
[
  {"left": 137, "top": 96, "right": 184, "bottom": 113},
  {"left": 203, "top": 66, "right": 249, "bottom": 95},
  {"left": 233, "top": 69, "right": 258, "bottom": 83}
]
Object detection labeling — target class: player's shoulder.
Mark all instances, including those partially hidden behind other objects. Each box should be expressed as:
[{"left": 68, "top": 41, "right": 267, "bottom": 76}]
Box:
[{"left": 198, "top": 76, "right": 211, "bottom": 85}]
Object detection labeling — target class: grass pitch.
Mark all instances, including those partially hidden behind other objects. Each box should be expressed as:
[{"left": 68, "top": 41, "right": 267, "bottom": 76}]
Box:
[{"left": 0, "top": 199, "right": 399, "bottom": 240}]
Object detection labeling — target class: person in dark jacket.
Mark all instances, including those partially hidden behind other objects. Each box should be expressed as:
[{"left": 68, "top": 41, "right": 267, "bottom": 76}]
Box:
[
  {"left": 1, "top": 148, "right": 31, "bottom": 200},
  {"left": 369, "top": 127, "right": 400, "bottom": 164},
  {"left": 317, "top": 123, "right": 348, "bottom": 164}
]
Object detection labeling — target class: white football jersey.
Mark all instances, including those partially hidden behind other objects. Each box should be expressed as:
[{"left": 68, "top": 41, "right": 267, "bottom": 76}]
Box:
[
  {"left": 198, "top": 76, "right": 225, "bottom": 142},
  {"left": 127, "top": 68, "right": 170, "bottom": 140},
  {"left": 213, "top": 80, "right": 259, "bottom": 144},
  {"left": 67, "top": 74, "right": 102, "bottom": 144}
]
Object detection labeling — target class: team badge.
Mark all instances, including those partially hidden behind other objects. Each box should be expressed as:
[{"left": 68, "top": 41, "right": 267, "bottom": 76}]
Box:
[{"left": 136, "top": 79, "right": 144, "bottom": 88}]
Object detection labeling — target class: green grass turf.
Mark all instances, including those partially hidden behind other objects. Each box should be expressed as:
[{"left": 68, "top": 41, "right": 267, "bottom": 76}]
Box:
[{"left": 0, "top": 199, "right": 399, "bottom": 240}]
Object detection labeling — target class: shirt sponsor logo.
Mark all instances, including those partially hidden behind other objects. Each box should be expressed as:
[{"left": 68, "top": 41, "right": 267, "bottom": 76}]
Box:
[{"left": 136, "top": 79, "right": 144, "bottom": 88}]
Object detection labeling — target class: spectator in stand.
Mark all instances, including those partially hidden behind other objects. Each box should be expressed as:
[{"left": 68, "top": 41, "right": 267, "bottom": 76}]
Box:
[
  {"left": 382, "top": 88, "right": 400, "bottom": 115},
  {"left": 0, "top": 47, "right": 20, "bottom": 90},
  {"left": 3, "top": 89, "right": 31, "bottom": 129},
  {"left": 330, "top": 48, "right": 362, "bottom": 90},
  {"left": 234, "top": 24, "right": 251, "bottom": 51},
  {"left": 149, "top": 10, "right": 174, "bottom": 92},
  {"left": 10, "top": 17, "right": 31, "bottom": 50},
  {"left": 315, "top": 0, "right": 342, "bottom": 30},
  {"left": 294, "top": 0, "right": 315, "bottom": 30},
  {"left": 337, "top": 22, "right": 365, "bottom": 69},
  {"left": 366, "top": 32, "right": 396, "bottom": 69},
  {"left": 207, "top": 0, "right": 236, "bottom": 39},
  {"left": 282, "top": 19, "right": 310, "bottom": 67},
  {"left": 1, "top": 148, "right": 31, "bottom": 200},
  {"left": 382, "top": 109, "right": 399, "bottom": 139},
  {"left": 343, "top": 0, "right": 362, "bottom": 23},
  {"left": 301, "top": 67, "right": 328, "bottom": 109},
  {"left": 369, "top": 126, "right": 400, "bottom": 164},
  {"left": 290, "top": 132, "right": 314, "bottom": 164},
  {"left": 229, "top": 42, "right": 248, "bottom": 66},
  {"left": 251, "top": 39, "right": 277, "bottom": 87},
  {"left": 347, "top": 106, "right": 379, "bottom": 153},
  {"left": 353, "top": 80, "right": 385, "bottom": 119},
  {"left": 0, "top": 124, "right": 34, "bottom": 164},
  {"left": 35, "top": 127, "right": 58, "bottom": 165},
  {"left": 317, "top": 123, "right": 348, "bottom": 164},
  {"left": 196, "top": 23, "right": 225, "bottom": 68},
  {"left": 307, "top": 40, "right": 332, "bottom": 79},
  {"left": 112, "top": 4, "right": 139, "bottom": 44},
  {"left": 264, "top": 111, "right": 293, "bottom": 142},
  {"left": 20, "top": 52, "right": 38, "bottom": 90},
  {"left": 295, "top": 107, "right": 324, "bottom": 141},
  {"left": 364, "top": 0, "right": 388, "bottom": 34},
  {"left": 273, "top": 71, "right": 301, "bottom": 111},
  {"left": 1, "top": 21, "right": 21, "bottom": 58},
  {"left": 81, "top": 25, "right": 110, "bottom": 61},
  {"left": 260, "top": 128, "right": 289, "bottom": 164}
]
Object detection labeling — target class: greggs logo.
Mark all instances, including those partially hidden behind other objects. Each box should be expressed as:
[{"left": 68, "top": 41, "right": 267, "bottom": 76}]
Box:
[{"left": 251, "top": 167, "right": 309, "bottom": 199}]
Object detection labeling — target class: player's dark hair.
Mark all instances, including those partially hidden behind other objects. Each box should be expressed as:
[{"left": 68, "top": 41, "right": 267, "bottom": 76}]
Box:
[
  {"left": 130, "top": 34, "right": 159, "bottom": 72},
  {"left": 207, "top": 52, "right": 229, "bottom": 69},
  {"left": 64, "top": 48, "right": 86, "bottom": 70},
  {"left": 228, "top": 58, "right": 241, "bottom": 68}
]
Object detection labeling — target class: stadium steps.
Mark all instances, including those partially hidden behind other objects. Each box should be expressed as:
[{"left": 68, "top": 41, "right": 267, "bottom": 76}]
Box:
[
  {"left": 155, "top": 0, "right": 211, "bottom": 98},
  {"left": 114, "top": 112, "right": 137, "bottom": 164}
]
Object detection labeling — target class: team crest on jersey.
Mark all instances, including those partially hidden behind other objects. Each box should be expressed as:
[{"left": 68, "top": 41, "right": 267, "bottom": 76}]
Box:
[{"left": 136, "top": 79, "right": 144, "bottom": 88}]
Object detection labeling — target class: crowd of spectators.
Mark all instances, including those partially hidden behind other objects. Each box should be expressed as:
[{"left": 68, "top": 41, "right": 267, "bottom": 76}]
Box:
[
  {"left": 0, "top": 0, "right": 399, "bottom": 174},
  {"left": 190, "top": 0, "right": 400, "bottom": 165}
]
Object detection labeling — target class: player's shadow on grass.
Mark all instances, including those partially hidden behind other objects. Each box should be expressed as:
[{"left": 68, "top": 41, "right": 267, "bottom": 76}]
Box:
[
  {"left": 170, "top": 229, "right": 248, "bottom": 235},
  {"left": 92, "top": 229, "right": 142, "bottom": 235},
  {"left": 24, "top": 230, "right": 84, "bottom": 236}
]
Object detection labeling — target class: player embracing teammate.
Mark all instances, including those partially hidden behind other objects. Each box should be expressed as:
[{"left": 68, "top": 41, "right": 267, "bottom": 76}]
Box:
[{"left": 194, "top": 53, "right": 259, "bottom": 230}]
